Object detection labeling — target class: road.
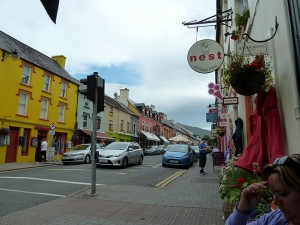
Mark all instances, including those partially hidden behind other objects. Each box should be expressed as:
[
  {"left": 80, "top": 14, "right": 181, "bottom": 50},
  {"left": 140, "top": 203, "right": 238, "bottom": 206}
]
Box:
[{"left": 0, "top": 155, "right": 188, "bottom": 217}]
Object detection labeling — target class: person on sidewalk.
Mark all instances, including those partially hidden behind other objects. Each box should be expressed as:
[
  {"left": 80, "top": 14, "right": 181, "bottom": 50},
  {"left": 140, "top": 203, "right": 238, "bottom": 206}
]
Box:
[
  {"left": 40, "top": 138, "right": 48, "bottom": 162},
  {"left": 199, "top": 138, "right": 209, "bottom": 175},
  {"left": 226, "top": 154, "right": 300, "bottom": 225}
]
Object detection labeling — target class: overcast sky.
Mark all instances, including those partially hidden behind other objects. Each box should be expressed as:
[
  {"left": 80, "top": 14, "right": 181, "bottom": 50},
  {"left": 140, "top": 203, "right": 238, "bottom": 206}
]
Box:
[{"left": 0, "top": 0, "right": 217, "bottom": 130}]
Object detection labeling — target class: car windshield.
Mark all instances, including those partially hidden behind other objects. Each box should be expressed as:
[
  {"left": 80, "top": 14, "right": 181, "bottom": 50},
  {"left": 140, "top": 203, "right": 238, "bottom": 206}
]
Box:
[
  {"left": 73, "top": 145, "right": 89, "bottom": 150},
  {"left": 191, "top": 146, "right": 199, "bottom": 151},
  {"left": 166, "top": 145, "right": 188, "bottom": 153},
  {"left": 103, "top": 142, "right": 129, "bottom": 150}
]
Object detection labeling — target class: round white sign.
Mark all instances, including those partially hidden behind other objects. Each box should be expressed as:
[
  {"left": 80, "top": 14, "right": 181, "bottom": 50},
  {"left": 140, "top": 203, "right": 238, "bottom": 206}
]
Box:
[{"left": 187, "top": 39, "right": 224, "bottom": 74}]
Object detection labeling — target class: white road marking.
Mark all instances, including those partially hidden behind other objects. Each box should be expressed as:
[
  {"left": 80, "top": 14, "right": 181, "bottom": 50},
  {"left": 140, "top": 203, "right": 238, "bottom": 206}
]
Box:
[
  {"left": 0, "top": 177, "right": 105, "bottom": 186},
  {"left": 0, "top": 188, "right": 66, "bottom": 197},
  {"left": 153, "top": 163, "right": 162, "bottom": 168}
]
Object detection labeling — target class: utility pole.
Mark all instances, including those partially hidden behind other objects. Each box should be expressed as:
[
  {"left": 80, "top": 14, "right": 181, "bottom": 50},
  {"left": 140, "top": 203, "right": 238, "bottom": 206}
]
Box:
[{"left": 79, "top": 72, "right": 105, "bottom": 194}]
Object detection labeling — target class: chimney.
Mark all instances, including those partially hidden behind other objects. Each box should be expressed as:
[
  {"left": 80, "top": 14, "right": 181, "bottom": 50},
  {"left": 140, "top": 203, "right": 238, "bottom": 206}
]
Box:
[
  {"left": 119, "top": 88, "right": 129, "bottom": 106},
  {"left": 52, "top": 55, "right": 66, "bottom": 68}
]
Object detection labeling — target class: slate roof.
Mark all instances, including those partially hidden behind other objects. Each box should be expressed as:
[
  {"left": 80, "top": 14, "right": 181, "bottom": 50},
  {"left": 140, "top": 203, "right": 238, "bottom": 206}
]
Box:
[{"left": 0, "top": 30, "right": 80, "bottom": 86}]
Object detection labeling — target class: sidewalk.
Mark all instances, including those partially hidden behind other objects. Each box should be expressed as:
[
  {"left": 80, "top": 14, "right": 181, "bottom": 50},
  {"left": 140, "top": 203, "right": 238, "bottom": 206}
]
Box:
[{"left": 0, "top": 158, "right": 225, "bottom": 225}]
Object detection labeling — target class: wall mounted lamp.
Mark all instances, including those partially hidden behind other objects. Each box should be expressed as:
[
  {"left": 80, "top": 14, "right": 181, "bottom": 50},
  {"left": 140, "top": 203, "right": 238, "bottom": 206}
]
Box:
[
  {"left": 1, "top": 49, "right": 18, "bottom": 62},
  {"left": 224, "top": 30, "right": 238, "bottom": 41},
  {"left": 207, "top": 103, "right": 221, "bottom": 108}
]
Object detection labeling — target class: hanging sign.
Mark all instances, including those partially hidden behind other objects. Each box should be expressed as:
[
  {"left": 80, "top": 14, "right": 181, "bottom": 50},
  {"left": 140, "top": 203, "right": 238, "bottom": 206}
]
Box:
[
  {"left": 208, "top": 83, "right": 223, "bottom": 101},
  {"left": 236, "top": 42, "right": 266, "bottom": 56},
  {"left": 187, "top": 39, "right": 224, "bottom": 74}
]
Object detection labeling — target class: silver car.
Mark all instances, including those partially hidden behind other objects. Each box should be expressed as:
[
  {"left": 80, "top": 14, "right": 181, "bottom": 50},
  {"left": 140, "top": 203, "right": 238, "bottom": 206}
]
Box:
[
  {"left": 62, "top": 143, "right": 103, "bottom": 165},
  {"left": 96, "top": 142, "right": 144, "bottom": 168}
]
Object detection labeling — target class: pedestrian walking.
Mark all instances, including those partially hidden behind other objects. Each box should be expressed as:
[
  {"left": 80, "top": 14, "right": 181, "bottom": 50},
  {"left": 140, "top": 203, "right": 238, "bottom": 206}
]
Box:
[
  {"left": 199, "top": 138, "right": 209, "bottom": 175},
  {"left": 40, "top": 138, "right": 48, "bottom": 162}
]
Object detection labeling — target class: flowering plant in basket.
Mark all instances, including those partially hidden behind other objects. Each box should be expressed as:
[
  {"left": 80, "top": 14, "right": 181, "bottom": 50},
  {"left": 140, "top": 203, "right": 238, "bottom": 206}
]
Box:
[
  {"left": 219, "top": 157, "right": 273, "bottom": 218},
  {"left": 223, "top": 54, "right": 273, "bottom": 96}
]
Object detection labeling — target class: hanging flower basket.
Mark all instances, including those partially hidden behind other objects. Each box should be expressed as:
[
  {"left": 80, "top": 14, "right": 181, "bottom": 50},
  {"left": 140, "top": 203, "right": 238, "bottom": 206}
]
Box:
[
  {"left": 230, "top": 69, "right": 266, "bottom": 96},
  {"left": 223, "top": 54, "right": 273, "bottom": 96}
]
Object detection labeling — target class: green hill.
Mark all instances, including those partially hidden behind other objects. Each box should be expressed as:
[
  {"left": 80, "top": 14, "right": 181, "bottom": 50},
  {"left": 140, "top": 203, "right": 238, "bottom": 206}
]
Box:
[{"left": 180, "top": 124, "right": 210, "bottom": 138}]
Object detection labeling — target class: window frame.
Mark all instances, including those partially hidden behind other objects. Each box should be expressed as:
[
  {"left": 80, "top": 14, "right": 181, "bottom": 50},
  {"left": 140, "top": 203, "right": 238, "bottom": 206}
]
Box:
[
  {"left": 40, "top": 98, "right": 49, "bottom": 120},
  {"left": 18, "top": 91, "right": 29, "bottom": 115},
  {"left": 21, "top": 64, "right": 31, "bottom": 85}
]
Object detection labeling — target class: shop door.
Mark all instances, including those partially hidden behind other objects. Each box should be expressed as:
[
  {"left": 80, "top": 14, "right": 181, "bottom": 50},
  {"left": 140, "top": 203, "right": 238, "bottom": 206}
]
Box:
[{"left": 5, "top": 130, "right": 18, "bottom": 162}]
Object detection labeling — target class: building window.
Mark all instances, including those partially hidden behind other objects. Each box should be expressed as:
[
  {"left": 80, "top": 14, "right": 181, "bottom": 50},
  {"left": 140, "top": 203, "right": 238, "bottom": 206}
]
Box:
[
  {"left": 60, "top": 81, "right": 67, "bottom": 98},
  {"left": 58, "top": 104, "right": 65, "bottom": 122},
  {"left": 96, "top": 117, "right": 101, "bottom": 130},
  {"left": 109, "top": 106, "right": 113, "bottom": 115},
  {"left": 120, "top": 120, "right": 124, "bottom": 131},
  {"left": 43, "top": 74, "right": 51, "bottom": 92},
  {"left": 40, "top": 98, "right": 49, "bottom": 119},
  {"left": 18, "top": 91, "right": 28, "bottom": 115},
  {"left": 109, "top": 120, "right": 113, "bottom": 131},
  {"left": 127, "top": 122, "right": 130, "bottom": 133},
  {"left": 142, "top": 120, "right": 145, "bottom": 130},
  {"left": 21, "top": 128, "right": 30, "bottom": 154},
  {"left": 21, "top": 64, "right": 31, "bottom": 85},
  {"left": 133, "top": 123, "right": 136, "bottom": 135},
  {"left": 83, "top": 112, "right": 89, "bottom": 128}
]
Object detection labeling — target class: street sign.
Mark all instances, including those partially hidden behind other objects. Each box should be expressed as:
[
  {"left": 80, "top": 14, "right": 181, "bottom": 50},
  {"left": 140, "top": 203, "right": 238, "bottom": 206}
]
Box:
[
  {"left": 206, "top": 112, "right": 218, "bottom": 122},
  {"left": 236, "top": 42, "right": 266, "bottom": 56},
  {"left": 223, "top": 97, "right": 238, "bottom": 105}
]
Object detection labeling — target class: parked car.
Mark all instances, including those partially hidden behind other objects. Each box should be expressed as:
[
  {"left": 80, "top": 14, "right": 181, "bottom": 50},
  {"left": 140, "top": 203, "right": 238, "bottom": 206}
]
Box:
[
  {"left": 62, "top": 143, "right": 103, "bottom": 165},
  {"left": 96, "top": 142, "right": 144, "bottom": 168},
  {"left": 144, "top": 145, "right": 161, "bottom": 155},
  {"left": 157, "top": 145, "right": 166, "bottom": 154},
  {"left": 162, "top": 144, "right": 194, "bottom": 169},
  {"left": 190, "top": 145, "right": 199, "bottom": 162}
]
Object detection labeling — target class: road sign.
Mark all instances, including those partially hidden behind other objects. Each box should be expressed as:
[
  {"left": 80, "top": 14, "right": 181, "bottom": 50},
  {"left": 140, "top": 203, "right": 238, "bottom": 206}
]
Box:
[
  {"left": 206, "top": 112, "right": 218, "bottom": 122},
  {"left": 49, "top": 130, "right": 55, "bottom": 136}
]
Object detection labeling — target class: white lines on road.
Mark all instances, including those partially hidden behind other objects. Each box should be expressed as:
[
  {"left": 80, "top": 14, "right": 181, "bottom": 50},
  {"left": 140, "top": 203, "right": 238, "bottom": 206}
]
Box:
[
  {"left": 0, "top": 188, "right": 66, "bottom": 197},
  {"left": 0, "top": 177, "right": 105, "bottom": 186},
  {"left": 153, "top": 163, "right": 162, "bottom": 168}
]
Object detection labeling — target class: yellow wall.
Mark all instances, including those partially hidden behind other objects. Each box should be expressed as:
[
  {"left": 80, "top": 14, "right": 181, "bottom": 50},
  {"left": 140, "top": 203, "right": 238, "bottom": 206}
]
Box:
[{"left": 0, "top": 55, "right": 78, "bottom": 163}]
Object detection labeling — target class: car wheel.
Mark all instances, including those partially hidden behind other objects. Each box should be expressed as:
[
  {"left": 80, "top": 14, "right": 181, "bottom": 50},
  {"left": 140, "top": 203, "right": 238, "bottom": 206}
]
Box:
[
  {"left": 63, "top": 162, "right": 69, "bottom": 165},
  {"left": 122, "top": 158, "right": 128, "bottom": 168},
  {"left": 162, "top": 163, "right": 166, "bottom": 167},
  {"left": 84, "top": 155, "right": 91, "bottom": 164},
  {"left": 138, "top": 156, "right": 143, "bottom": 165}
]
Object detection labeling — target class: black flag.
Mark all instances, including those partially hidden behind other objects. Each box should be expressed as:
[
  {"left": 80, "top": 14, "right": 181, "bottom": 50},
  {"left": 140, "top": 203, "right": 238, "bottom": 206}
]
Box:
[{"left": 40, "top": 0, "right": 60, "bottom": 23}]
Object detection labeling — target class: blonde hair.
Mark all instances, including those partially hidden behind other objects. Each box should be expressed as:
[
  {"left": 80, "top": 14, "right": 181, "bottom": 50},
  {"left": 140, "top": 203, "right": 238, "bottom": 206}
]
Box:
[{"left": 262, "top": 154, "right": 300, "bottom": 192}]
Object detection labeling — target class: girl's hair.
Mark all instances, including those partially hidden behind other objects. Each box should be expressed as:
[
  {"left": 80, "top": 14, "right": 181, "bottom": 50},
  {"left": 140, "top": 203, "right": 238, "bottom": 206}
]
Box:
[{"left": 262, "top": 154, "right": 300, "bottom": 192}]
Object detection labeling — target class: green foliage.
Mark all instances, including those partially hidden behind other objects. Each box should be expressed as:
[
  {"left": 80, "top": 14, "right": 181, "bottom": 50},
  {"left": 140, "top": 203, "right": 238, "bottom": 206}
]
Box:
[
  {"left": 235, "top": 9, "right": 250, "bottom": 28},
  {"left": 223, "top": 54, "right": 273, "bottom": 90},
  {"left": 218, "top": 157, "right": 273, "bottom": 218}
]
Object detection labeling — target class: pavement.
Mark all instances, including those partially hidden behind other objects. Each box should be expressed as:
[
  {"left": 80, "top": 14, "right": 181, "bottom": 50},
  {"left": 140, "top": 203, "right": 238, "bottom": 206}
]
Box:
[{"left": 0, "top": 157, "right": 225, "bottom": 225}]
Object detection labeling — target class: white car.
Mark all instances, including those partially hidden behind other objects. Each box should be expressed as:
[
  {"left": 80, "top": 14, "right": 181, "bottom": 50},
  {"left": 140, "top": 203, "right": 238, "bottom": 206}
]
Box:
[
  {"left": 62, "top": 143, "right": 103, "bottom": 165},
  {"left": 96, "top": 142, "right": 144, "bottom": 168}
]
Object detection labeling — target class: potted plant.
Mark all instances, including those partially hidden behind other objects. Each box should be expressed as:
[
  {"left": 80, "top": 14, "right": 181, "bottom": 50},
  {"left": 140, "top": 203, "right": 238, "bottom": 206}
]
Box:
[
  {"left": 234, "top": 9, "right": 250, "bottom": 40},
  {"left": 223, "top": 54, "right": 273, "bottom": 96},
  {"left": 215, "top": 127, "right": 226, "bottom": 137},
  {"left": 219, "top": 157, "right": 273, "bottom": 220}
]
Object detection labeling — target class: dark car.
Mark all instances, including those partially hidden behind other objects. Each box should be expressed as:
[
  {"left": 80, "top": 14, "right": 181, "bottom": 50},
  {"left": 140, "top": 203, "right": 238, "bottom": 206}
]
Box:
[
  {"left": 162, "top": 144, "right": 194, "bottom": 169},
  {"left": 144, "top": 145, "right": 161, "bottom": 155}
]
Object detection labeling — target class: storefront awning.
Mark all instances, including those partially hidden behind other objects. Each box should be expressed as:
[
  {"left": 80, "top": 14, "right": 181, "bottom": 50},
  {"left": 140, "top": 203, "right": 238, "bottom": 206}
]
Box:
[
  {"left": 80, "top": 129, "right": 115, "bottom": 141},
  {"left": 140, "top": 131, "right": 160, "bottom": 142},
  {"left": 160, "top": 136, "right": 170, "bottom": 143}
]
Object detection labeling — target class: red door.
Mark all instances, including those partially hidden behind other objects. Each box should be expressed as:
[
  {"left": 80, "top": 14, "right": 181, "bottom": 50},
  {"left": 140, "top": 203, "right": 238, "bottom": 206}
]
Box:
[{"left": 5, "top": 130, "right": 18, "bottom": 162}]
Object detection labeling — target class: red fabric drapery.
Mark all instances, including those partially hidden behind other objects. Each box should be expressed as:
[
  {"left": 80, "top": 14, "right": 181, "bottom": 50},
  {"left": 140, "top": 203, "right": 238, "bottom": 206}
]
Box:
[{"left": 235, "top": 87, "right": 284, "bottom": 173}]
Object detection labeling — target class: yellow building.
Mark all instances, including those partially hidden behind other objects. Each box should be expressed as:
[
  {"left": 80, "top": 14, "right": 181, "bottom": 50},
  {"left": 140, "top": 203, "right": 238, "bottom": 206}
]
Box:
[
  {"left": 104, "top": 95, "right": 133, "bottom": 142},
  {"left": 0, "top": 30, "right": 80, "bottom": 163}
]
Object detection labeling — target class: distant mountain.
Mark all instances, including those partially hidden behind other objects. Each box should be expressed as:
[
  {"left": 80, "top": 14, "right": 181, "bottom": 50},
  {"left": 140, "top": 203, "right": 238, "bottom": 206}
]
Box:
[{"left": 180, "top": 124, "right": 210, "bottom": 138}]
